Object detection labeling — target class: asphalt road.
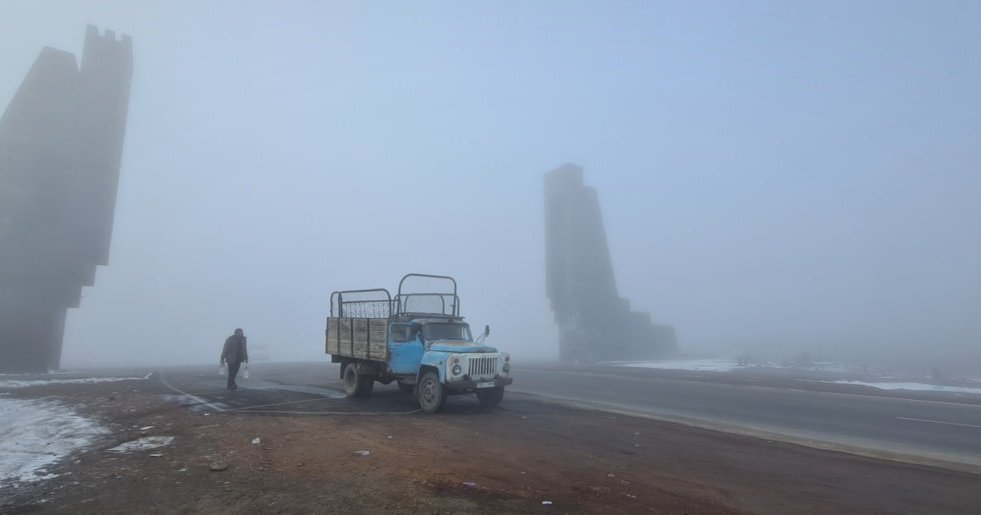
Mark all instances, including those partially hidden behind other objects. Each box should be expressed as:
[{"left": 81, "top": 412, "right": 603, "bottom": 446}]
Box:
[
  {"left": 510, "top": 365, "right": 981, "bottom": 472},
  {"left": 12, "top": 364, "right": 981, "bottom": 514},
  {"left": 154, "top": 361, "right": 981, "bottom": 473}
]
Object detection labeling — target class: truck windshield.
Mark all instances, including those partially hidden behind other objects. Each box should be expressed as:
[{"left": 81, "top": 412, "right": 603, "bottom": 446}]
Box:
[{"left": 423, "top": 323, "right": 472, "bottom": 341}]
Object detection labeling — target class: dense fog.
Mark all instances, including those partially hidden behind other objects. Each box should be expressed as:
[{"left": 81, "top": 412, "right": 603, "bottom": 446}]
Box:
[{"left": 2, "top": 1, "right": 979, "bottom": 372}]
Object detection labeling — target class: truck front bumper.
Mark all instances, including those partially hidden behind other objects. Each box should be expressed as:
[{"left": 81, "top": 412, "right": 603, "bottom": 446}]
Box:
[{"left": 446, "top": 376, "right": 513, "bottom": 392}]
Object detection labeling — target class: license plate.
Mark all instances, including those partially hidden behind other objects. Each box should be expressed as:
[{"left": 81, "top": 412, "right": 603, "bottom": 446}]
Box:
[{"left": 476, "top": 381, "right": 495, "bottom": 388}]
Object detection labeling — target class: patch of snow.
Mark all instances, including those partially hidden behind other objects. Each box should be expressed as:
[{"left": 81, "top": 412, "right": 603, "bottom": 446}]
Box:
[
  {"left": 832, "top": 381, "right": 981, "bottom": 395},
  {"left": 0, "top": 370, "right": 70, "bottom": 377},
  {"left": 616, "top": 359, "right": 852, "bottom": 374},
  {"left": 618, "top": 359, "right": 741, "bottom": 372},
  {"left": 108, "top": 436, "right": 175, "bottom": 453},
  {"left": 0, "top": 373, "right": 151, "bottom": 390},
  {"left": 0, "top": 398, "right": 107, "bottom": 486},
  {"left": 806, "top": 361, "right": 849, "bottom": 373}
]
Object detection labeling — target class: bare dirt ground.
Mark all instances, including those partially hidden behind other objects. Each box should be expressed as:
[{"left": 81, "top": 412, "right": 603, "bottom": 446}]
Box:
[{"left": 3, "top": 373, "right": 981, "bottom": 514}]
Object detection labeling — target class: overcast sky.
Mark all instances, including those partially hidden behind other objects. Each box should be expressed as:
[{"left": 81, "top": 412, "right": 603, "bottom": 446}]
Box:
[{"left": 2, "top": 1, "right": 979, "bottom": 368}]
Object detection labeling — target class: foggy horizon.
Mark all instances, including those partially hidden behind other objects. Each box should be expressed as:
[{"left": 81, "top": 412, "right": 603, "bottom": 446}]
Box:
[{"left": 2, "top": 1, "right": 979, "bottom": 372}]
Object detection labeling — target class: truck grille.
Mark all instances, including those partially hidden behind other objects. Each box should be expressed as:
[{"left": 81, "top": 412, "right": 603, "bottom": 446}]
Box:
[{"left": 468, "top": 356, "right": 497, "bottom": 377}]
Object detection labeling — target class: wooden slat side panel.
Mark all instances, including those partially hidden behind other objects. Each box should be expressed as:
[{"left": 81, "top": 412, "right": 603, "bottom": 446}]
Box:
[
  {"left": 369, "top": 319, "right": 388, "bottom": 360},
  {"left": 353, "top": 319, "right": 369, "bottom": 359},
  {"left": 368, "top": 319, "right": 388, "bottom": 344},
  {"left": 370, "top": 341, "right": 387, "bottom": 361},
  {"left": 327, "top": 317, "right": 388, "bottom": 362},
  {"left": 338, "top": 318, "right": 353, "bottom": 356},
  {"left": 326, "top": 318, "right": 339, "bottom": 354}
]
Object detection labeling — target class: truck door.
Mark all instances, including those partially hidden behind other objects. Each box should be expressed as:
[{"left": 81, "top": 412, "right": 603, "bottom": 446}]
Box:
[{"left": 388, "top": 323, "right": 424, "bottom": 375}]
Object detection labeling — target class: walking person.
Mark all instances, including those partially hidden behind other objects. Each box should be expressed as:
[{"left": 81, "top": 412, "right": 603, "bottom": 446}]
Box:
[{"left": 220, "top": 328, "right": 249, "bottom": 390}]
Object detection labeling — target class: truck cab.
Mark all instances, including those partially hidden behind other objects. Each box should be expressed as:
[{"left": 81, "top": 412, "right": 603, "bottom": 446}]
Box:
[{"left": 326, "top": 274, "right": 513, "bottom": 413}]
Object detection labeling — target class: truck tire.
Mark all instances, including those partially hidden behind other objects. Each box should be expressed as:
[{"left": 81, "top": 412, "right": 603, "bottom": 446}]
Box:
[
  {"left": 476, "top": 386, "right": 504, "bottom": 407},
  {"left": 343, "top": 362, "right": 374, "bottom": 398},
  {"left": 359, "top": 375, "right": 375, "bottom": 397},
  {"left": 397, "top": 381, "right": 414, "bottom": 394},
  {"left": 417, "top": 371, "right": 445, "bottom": 413}
]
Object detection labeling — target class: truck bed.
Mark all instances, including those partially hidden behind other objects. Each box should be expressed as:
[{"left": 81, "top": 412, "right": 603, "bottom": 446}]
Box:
[{"left": 326, "top": 317, "right": 388, "bottom": 362}]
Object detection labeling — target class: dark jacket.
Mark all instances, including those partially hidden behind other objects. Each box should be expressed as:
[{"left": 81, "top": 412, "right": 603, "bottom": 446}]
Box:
[{"left": 221, "top": 335, "right": 248, "bottom": 364}]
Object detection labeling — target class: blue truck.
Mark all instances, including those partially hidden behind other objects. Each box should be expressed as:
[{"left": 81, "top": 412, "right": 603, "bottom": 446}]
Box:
[{"left": 325, "top": 273, "right": 512, "bottom": 413}]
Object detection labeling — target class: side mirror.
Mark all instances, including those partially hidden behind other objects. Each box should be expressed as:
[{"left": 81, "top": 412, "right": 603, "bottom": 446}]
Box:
[{"left": 484, "top": 325, "right": 490, "bottom": 337}]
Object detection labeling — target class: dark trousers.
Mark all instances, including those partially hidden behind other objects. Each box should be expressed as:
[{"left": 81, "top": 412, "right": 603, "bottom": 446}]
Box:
[{"left": 227, "top": 361, "right": 241, "bottom": 389}]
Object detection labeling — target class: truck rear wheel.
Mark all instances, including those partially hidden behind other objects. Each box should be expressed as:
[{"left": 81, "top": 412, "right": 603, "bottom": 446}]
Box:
[
  {"left": 343, "top": 362, "right": 374, "bottom": 398},
  {"left": 476, "top": 386, "right": 504, "bottom": 407},
  {"left": 417, "top": 371, "right": 445, "bottom": 413}
]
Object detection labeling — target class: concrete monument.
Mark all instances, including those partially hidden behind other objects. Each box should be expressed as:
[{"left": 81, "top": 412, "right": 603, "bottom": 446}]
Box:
[
  {"left": 0, "top": 26, "right": 133, "bottom": 372},
  {"left": 545, "top": 164, "right": 676, "bottom": 362}
]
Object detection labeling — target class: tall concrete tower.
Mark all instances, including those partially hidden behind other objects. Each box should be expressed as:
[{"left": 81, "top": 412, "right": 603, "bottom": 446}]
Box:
[
  {"left": 0, "top": 26, "right": 133, "bottom": 372},
  {"left": 545, "top": 164, "right": 677, "bottom": 362}
]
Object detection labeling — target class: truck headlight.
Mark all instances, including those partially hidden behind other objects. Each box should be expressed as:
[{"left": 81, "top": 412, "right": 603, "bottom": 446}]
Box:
[{"left": 452, "top": 364, "right": 462, "bottom": 375}]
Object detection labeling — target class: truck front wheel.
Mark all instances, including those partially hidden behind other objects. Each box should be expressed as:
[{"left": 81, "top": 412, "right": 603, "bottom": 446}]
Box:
[
  {"left": 476, "top": 386, "right": 504, "bottom": 408},
  {"left": 343, "top": 362, "right": 374, "bottom": 398},
  {"left": 417, "top": 371, "right": 445, "bottom": 413}
]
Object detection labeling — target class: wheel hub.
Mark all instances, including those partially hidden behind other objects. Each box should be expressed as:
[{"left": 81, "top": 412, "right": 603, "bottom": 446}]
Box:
[{"left": 422, "top": 380, "right": 436, "bottom": 404}]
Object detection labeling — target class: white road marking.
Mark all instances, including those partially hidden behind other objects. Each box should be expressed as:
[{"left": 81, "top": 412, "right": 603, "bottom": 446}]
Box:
[
  {"left": 896, "top": 417, "right": 981, "bottom": 429},
  {"left": 233, "top": 397, "right": 331, "bottom": 410},
  {"left": 158, "top": 373, "right": 228, "bottom": 412},
  {"left": 157, "top": 372, "right": 420, "bottom": 415}
]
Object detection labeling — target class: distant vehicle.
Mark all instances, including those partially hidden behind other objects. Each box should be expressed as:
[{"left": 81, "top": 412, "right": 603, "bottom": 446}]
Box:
[{"left": 325, "top": 273, "right": 513, "bottom": 413}]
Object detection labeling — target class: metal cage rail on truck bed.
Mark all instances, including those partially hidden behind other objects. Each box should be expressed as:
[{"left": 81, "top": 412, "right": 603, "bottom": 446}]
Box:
[
  {"left": 327, "top": 288, "right": 391, "bottom": 361},
  {"left": 330, "top": 288, "right": 393, "bottom": 318},
  {"left": 325, "top": 274, "right": 461, "bottom": 362},
  {"left": 393, "top": 273, "right": 459, "bottom": 320}
]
